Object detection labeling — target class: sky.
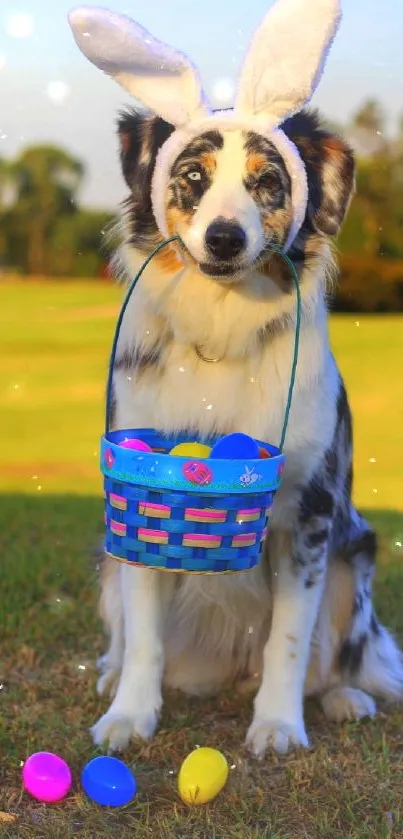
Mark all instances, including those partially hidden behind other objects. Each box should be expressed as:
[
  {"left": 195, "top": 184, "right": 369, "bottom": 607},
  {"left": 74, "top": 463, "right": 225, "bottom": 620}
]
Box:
[{"left": 0, "top": 0, "right": 402, "bottom": 209}]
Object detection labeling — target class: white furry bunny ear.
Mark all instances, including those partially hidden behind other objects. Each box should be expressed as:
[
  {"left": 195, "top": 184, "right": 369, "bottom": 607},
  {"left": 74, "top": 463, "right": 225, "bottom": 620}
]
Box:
[
  {"left": 235, "top": 0, "right": 341, "bottom": 122},
  {"left": 68, "top": 6, "right": 209, "bottom": 126}
]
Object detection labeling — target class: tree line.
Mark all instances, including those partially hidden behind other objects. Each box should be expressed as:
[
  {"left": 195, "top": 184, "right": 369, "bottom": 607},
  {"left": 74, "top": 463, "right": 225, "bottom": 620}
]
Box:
[
  {"left": 0, "top": 145, "right": 112, "bottom": 277},
  {"left": 1, "top": 99, "right": 403, "bottom": 310}
]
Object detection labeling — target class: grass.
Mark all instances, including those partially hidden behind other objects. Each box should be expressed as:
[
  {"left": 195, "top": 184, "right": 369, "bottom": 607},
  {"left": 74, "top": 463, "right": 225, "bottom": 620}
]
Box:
[{"left": 1, "top": 280, "right": 403, "bottom": 837}]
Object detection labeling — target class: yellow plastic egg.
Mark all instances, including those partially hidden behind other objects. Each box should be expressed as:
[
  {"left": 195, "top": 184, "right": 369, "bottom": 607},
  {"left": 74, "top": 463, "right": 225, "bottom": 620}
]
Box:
[
  {"left": 178, "top": 747, "right": 229, "bottom": 806},
  {"left": 169, "top": 442, "right": 212, "bottom": 459}
]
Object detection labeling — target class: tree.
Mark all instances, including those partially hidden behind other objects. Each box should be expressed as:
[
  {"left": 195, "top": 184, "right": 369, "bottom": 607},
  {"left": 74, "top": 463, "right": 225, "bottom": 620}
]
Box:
[
  {"left": 8, "top": 145, "right": 84, "bottom": 274},
  {"left": 348, "top": 99, "right": 387, "bottom": 158},
  {"left": 352, "top": 99, "right": 384, "bottom": 134},
  {"left": 0, "top": 157, "right": 12, "bottom": 266},
  {"left": 48, "top": 209, "right": 113, "bottom": 276}
]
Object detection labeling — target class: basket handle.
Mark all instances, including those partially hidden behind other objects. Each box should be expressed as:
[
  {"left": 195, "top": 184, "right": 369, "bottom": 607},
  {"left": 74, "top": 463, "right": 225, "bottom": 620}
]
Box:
[{"left": 105, "top": 237, "right": 301, "bottom": 452}]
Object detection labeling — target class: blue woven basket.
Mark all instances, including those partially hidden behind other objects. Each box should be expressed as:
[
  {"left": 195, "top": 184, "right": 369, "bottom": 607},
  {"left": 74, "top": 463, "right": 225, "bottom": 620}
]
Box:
[{"left": 101, "top": 238, "right": 301, "bottom": 574}]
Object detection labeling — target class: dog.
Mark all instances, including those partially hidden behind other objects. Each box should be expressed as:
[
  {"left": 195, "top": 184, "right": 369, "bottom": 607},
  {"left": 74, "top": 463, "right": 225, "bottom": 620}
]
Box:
[
  {"left": 68, "top": 1, "right": 403, "bottom": 757},
  {"left": 92, "top": 106, "right": 403, "bottom": 756}
]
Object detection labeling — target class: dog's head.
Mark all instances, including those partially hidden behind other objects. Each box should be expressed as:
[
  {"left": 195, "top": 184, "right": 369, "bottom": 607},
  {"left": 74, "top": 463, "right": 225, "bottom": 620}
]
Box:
[
  {"left": 118, "top": 109, "right": 354, "bottom": 284},
  {"left": 69, "top": 0, "right": 349, "bottom": 257},
  {"left": 69, "top": 1, "right": 354, "bottom": 353}
]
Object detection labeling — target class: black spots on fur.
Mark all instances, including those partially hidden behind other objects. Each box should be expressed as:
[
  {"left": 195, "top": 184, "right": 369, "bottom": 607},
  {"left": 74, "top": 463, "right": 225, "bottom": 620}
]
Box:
[
  {"left": 345, "top": 463, "right": 353, "bottom": 499},
  {"left": 242, "top": 131, "right": 291, "bottom": 214},
  {"left": 336, "top": 381, "right": 353, "bottom": 452},
  {"left": 304, "top": 575, "right": 319, "bottom": 589},
  {"left": 294, "top": 478, "right": 334, "bottom": 582},
  {"left": 244, "top": 131, "right": 288, "bottom": 167},
  {"left": 114, "top": 344, "right": 163, "bottom": 376},
  {"left": 292, "top": 511, "right": 330, "bottom": 586},
  {"left": 324, "top": 447, "right": 338, "bottom": 483},
  {"left": 282, "top": 108, "right": 355, "bottom": 238},
  {"left": 257, "top": 313, "right": 295, "bottom": 348},
  {"left": 370, "top": 612, "right": 382, "bottom": 637},
  {"left": 108, "top": 381, "right": 116, "bottom": 429},
  {"left": 346, "top": 530, "right": 377, "bottom": 564},
  {"left": 352, "top": 591, "right": 365, "bottom": 616},
  {"left": 299, "top": 484, "right": 334, "bottom": 524},
  {"left": 118, "top": 109, "right": 174, "bottom": 190},
  {"left": 173, "top": 131, "right": 224, "bottom": 165},
  {"left": 319, "top": 377, "right": 354, "bottom": 547},
  {"left": 339, "top": 634, "right": 367, "bottom": 674},
  {"left": 168, "top": 131, "right": 224, "bottom": 214},
  {"left": 117, "top": 109, "right": 175, "bottom": 251},
  {"left": 336, "top": 380, "right": 349, "bottom": 427},
  {"left": 306, "top": 528, "right": 329, "bottom": 548}
]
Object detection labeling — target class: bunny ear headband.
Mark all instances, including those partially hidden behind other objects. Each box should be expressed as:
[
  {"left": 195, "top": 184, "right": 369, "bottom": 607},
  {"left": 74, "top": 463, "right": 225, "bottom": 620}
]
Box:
[{"left": 68, "top": 0, "right": 341, "bottom": 252}]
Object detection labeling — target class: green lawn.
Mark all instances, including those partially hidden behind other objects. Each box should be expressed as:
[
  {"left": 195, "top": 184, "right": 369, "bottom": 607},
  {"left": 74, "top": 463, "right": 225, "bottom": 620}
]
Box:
[{"left": 1, "top": 280, "right": 403, "bottom": 837}]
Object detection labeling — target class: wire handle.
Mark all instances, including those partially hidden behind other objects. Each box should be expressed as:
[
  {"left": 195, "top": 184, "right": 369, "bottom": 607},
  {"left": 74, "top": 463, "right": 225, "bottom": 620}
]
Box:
[{"left": 105, "top": 237, "right": 301, "bottom": 451}]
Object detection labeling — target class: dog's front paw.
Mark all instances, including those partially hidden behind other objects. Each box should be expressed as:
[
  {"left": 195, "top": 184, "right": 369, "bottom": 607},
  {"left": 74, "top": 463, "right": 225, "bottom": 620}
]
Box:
[
  {"left": 91, "top": 705, "right": 160, "bottom": 751},
  {"left": 246, "top": 715, "right": 309, "bottom": 757}
]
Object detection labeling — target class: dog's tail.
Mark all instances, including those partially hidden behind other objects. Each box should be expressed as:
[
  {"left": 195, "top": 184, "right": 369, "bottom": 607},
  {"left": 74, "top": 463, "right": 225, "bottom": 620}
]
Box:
[
  {"left": 338, "top": 512, "right": 403, "bottom": 701},
  {"left": 354, "top": 615, "right": 403, "bottom": 701}
]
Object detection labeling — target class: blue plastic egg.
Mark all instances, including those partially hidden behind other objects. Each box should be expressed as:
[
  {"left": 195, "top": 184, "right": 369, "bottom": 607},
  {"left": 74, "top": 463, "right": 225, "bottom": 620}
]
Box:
[
  {"left": 81, "top": 756, "right": 136, "bottom": 807},
  {"left": 210, "top": 433, "right": 260, "bottom": 460}
]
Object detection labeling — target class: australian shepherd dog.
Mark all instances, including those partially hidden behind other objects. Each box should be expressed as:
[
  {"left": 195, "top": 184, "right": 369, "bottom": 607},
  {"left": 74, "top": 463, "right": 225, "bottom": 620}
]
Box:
[{"left": 93, "top": 107, "right": 403, "bottom": 756}]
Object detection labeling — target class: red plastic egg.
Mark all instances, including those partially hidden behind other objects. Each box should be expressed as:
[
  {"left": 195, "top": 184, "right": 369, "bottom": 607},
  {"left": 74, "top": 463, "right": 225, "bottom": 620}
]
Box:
[{"left": 259, "top": 447, "right": 271, "bottom": 459}]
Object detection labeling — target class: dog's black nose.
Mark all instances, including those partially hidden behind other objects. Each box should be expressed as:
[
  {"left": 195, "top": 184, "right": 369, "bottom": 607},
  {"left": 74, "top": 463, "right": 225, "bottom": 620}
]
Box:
[{"left": 205, "top": 220, "right": 247, "bottom": 260}]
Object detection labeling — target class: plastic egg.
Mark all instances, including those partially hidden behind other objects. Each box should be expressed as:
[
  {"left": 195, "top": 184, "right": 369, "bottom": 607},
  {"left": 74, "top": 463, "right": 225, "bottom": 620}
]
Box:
[
  {"left": 210, "top": 433, "right": 259, "bottom": 460},
  {"left": 119, "top": 437, "right": 152, "bottom": 452},
  {"left": 22, "top": 752, "right": 72, "bottom": 803},
  {"left": 178, "top": 747, "right": 229, "bottom": 805},
  {"left": 169, "top": 442, "right": 212, "bottom": 458},
  {"left": 258, "top": 446, "right": 272, "bottom": 459},
  {"left": 81, "top": 756, "right": 136, "bottom": 807}
]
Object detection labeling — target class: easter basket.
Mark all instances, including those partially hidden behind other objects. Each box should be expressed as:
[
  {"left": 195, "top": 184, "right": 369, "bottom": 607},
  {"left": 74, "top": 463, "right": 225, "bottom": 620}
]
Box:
[{"left": 101, "top": 238, "right": 301, "bottom": 574}]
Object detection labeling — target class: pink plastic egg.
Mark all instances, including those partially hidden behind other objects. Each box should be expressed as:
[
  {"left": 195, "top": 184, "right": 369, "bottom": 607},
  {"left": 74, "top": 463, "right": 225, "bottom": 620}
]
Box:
[
  {"left": 119, "top": 438, "right": 152, "bottom": 452},
  {"left": 22, "top": 752, "right": 72, "bottom": 803}
]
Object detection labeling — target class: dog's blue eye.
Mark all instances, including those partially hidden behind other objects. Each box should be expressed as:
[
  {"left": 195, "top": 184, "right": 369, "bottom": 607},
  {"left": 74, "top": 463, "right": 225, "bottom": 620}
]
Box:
[{"left": 187, "top": 171, "right": 202, "bottom": 181}]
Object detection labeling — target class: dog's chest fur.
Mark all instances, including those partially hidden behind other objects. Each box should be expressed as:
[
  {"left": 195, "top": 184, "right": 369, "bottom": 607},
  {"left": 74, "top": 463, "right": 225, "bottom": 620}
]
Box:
[{"left": 112, "top": 254, "right": 340, "bottom": 531}]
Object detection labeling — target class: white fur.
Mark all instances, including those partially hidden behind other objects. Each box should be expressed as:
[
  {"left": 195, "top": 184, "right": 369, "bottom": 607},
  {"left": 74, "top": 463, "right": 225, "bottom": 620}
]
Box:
[
  {"left": 175, "top": 131, "right": 264, "bottom": 266},
  {"left": 92, "top": 564, "right": 175, "bottom": 748},
  {"left": 246, "top": 530, "right": 325, "bottom": 756}
]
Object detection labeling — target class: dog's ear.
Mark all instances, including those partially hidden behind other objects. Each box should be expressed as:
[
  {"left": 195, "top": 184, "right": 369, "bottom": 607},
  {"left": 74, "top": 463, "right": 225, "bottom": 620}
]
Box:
[
  {"left": 283, "top": 110, "right": 355, "bottom": 236},
  {"left": 118, "top": 109, "right": 174, "bottom": 191},
  {"left": 117, "top": 109, "right": 175, "bottom": 246}
]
